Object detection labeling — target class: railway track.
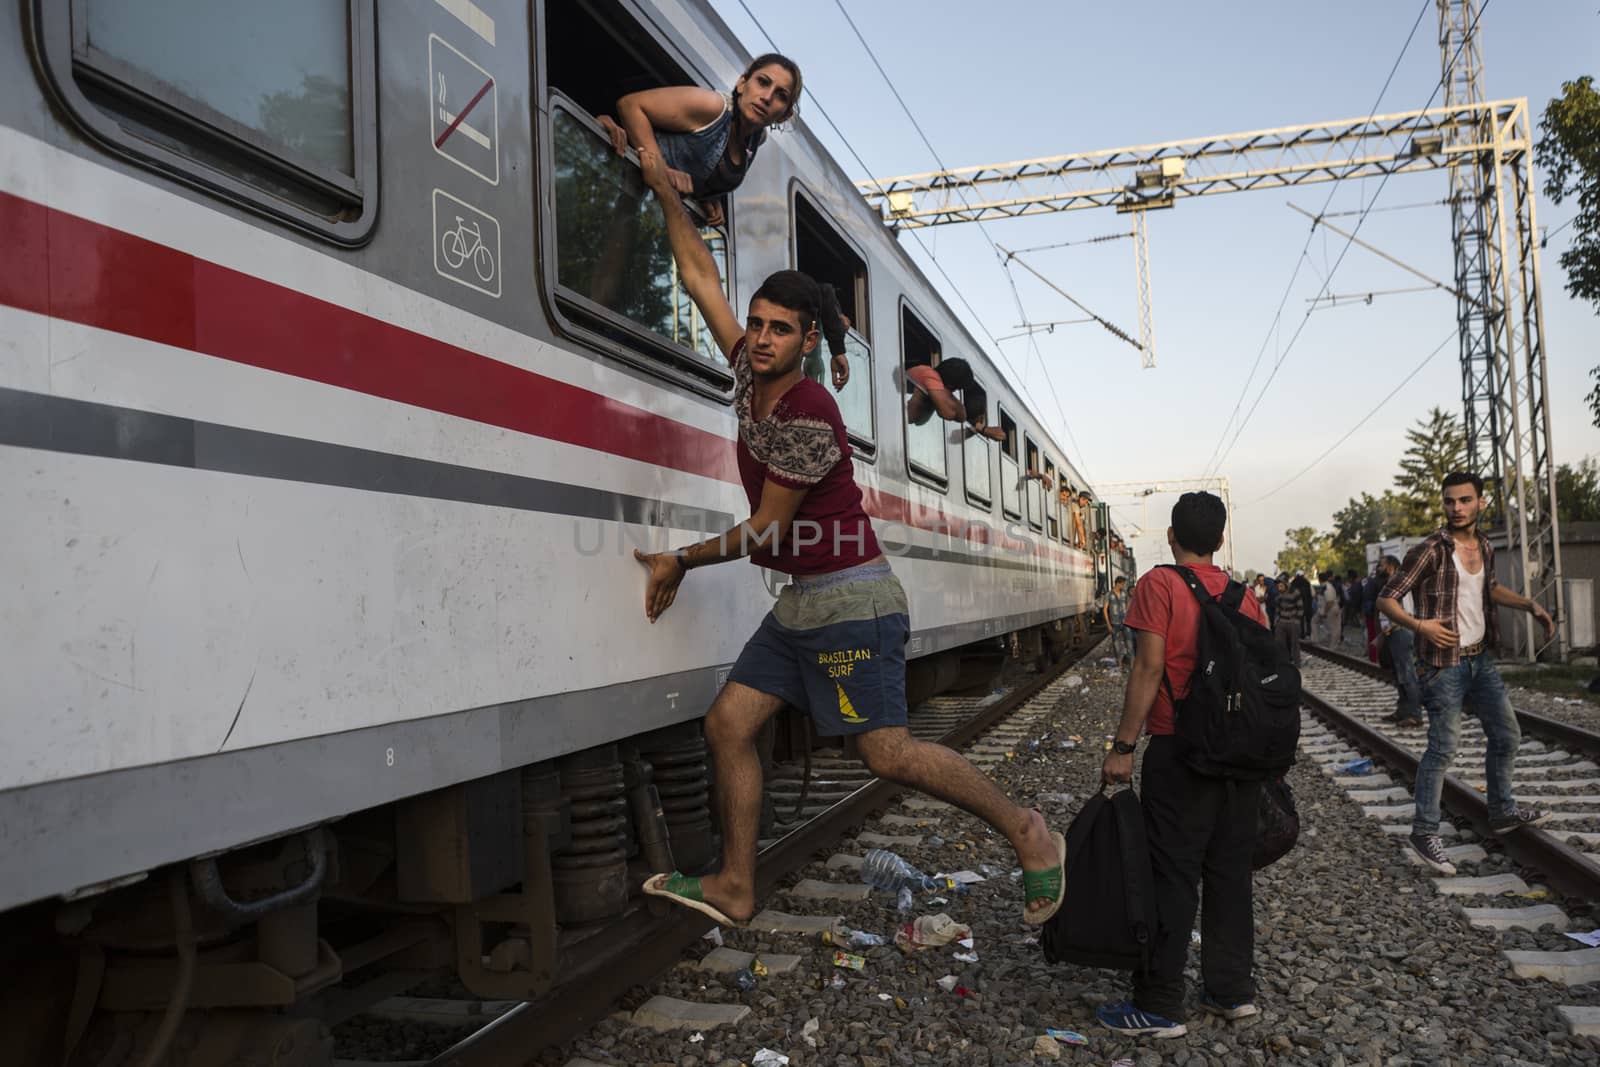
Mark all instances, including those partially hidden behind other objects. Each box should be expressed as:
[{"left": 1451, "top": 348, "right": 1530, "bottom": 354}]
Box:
[
  {"left": 1298, "top": 642, "right": 1600, "bottom": 900},
  {"left": 1297, "top": 642, "right": 1600, "bottom": 1031},
  {"left": 328, "top": 636, "right": 1101, "bottom": 1066}
]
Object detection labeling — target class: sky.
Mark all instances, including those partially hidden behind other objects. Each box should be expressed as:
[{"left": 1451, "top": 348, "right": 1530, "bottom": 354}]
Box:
[{"left": 707, "top": 0, "right": 1600, "bottom": 575}]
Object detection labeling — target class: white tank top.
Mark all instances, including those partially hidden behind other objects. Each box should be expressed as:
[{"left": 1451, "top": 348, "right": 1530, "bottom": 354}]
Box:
[{"left": 1453, "top": 552, "right": 1486, "bottom": 647}]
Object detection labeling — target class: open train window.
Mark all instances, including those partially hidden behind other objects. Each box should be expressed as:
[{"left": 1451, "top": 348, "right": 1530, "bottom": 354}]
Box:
[
  {"left": 900, "top": 303, "right": 947, "bottom": 485},
  {"left": 539, "top": 0, "right": 734, "bottom": 391},
  {"left": 32, "top": 0, "right": 377, "bottom": 244},
  {"left": 962, "top": 381, "right": 993, "bottom": 507},
  {"left": 1044, "top": 459, "right": 1059, "bottom": 541},
  {"left": 1023, "top": 436, "right": 1044, "bottom": 532},
  {"left": 997, "top": 406, "right": 1021, "bottom": 520},
  {"left": 794, "top": 190, "right": 873, "bottom": 450}
]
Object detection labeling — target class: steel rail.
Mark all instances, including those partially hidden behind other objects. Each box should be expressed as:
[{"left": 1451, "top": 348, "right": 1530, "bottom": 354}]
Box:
[
  {"left": 428, "top": 638, "right": 1097, "bottom": 1066},
  {"left": 1303, "top": 642, "right": 1600, "bottom": 760},
  {"left": 1298, "top": 656, "right": 1600, "bottom": 903}
]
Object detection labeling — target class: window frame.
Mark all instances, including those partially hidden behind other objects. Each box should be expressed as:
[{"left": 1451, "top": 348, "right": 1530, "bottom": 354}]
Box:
[
  {"left": 790, "top": 181, "right": 876, "bottom": 458},
  {"left": 539, "top": 90, "right": 737, "bottom": 398},
  {"left": 31, "top": 0, "right": 379, "bottom": 245},
  {"left": 898, "top": 298, "right": 949, "bottom": 492},
  {"left": 1044, "top": 457, "right": 1060, "bottom": 542},
  {"left": 997, "top": 403, "right": 1022, "bottom": 521},
  {"left": 531, "top": 0, "right": 738, "bottom": 399},
  {"left": 961, "top": 380, "right": 994, "bottom": 509},
  {"left": 1023, "top": 434, "right": 1044, "bottom": 533}
]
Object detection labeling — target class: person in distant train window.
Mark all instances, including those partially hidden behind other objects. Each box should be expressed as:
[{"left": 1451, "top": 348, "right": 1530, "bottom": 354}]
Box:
[
  {"left": 963, "top": 395, "right": 1009, "bottom": 444},
  {"left": 597, "top": 54, "right": 802, "bottom": 227},
  {"left": 1072, "top": 490, "right": 1092, "bottom": 548},
  {"left": 627, "top": 146, "right": 1066, "bottom": 930},
  {"left": 900, "top": 358, "right": 961, "bottom": 421}
]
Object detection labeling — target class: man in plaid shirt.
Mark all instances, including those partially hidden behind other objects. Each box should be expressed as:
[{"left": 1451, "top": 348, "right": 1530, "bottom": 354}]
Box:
[{"left": 1378, "top": 472, "right": 1556, "bottom": 874}]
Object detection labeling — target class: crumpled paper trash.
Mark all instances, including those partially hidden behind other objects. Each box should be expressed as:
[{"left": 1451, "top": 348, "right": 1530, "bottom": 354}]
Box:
[{"left": 894, "top": 913, "right": 973, "bottom": 954}]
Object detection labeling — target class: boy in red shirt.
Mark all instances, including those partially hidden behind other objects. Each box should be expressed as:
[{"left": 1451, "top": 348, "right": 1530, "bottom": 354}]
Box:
[{"left": 1097, "top": 492, "right": 1267, "bottom": 1037}]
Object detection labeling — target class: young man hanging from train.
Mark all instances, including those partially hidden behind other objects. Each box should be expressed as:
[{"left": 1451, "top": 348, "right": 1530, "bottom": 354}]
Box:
[{"left": 628, "top": 145, "right": 1066, "bottom": 927}]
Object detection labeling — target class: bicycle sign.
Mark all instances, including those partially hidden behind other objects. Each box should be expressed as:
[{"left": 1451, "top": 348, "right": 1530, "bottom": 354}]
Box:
[{"left": 431, "top": 189, "right": 501, "bottom": 297}]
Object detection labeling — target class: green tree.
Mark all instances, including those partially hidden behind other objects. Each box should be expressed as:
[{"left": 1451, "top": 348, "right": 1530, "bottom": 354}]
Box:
[
  {"left": 1327, "top": 490, "right": 1429, "bottom": 574},
  {"left": 1394, "top": 406, "right": 1468, "bottom": 526},
  {"left": 1534, "top": 76, "right": 1600, "bottom": 424},
  {"left": 1557, "top": 458, "right": 1600, "bottom": 523},
  {"left": 1275, "top": 526, "right": 1336, "bottom": 577}
]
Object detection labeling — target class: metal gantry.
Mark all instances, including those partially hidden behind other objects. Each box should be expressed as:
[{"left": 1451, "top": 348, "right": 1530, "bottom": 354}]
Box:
[
  {"left": 857, "top": 37, "right": 1562, "bottom": 658},
  {"left": 1437, "top": 0, "right": 1563, "bottom": 661}
]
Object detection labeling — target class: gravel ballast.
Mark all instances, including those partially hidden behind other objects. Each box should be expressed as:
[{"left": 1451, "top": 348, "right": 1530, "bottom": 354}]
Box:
[{"left": 509, "top": 647, "right": 1600, "bottom": 1065}]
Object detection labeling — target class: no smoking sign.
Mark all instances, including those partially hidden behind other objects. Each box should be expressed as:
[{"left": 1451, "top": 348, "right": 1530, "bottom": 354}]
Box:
[{"left": 429, "top": 34, "right": 498, "bottom": 185}]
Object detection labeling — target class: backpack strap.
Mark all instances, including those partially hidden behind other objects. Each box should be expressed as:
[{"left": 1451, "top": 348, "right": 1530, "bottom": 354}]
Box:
[
  {"left": 1112, "top": 789, "right": 1153, "bottom": 964},
  {"left": 1220, "top": 581, "right": 1247, "bottom": 611},
  {"left": 1159, "top": 563, "right": 1212, "bottom": 604}
]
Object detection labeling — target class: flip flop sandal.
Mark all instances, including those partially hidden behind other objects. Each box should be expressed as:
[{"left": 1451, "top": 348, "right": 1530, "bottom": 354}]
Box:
[
  {"left": 1021, "top": 830, "right": 1067, "bottom": 926},
  {"left": 642, "top": 871, "right": 739, "bottom": 926}
]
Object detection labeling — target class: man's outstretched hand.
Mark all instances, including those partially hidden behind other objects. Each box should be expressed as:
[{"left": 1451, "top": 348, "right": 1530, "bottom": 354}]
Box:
[{"left": 634, "top": 548, "right": 685, "bottom": 623}]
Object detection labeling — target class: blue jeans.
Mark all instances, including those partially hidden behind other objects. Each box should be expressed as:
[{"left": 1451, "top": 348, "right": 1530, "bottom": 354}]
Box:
[
  {"left": 1412, "top": 653, "right": 1521, "bottom": 835},
  {"left": 1111, "top": 622, "right": 1133, "bottom": 662},
  {"left": 1388, "top": 627, "right": 1422, "bottom": 718}
]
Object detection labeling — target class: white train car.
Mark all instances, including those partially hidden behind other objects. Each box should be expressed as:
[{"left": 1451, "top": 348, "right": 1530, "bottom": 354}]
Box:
[{"left": 0, "top": 0, "right": 1109, "bottom": 1056}]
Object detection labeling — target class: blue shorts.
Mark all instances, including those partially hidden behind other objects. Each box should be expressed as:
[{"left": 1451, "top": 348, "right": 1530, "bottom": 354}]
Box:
[{"left": 728, "top": 560, "right": 909, "bottom": 736}]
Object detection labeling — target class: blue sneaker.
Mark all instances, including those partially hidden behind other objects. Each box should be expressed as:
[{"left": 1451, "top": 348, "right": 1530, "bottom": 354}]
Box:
[
  {"left": 1095, "top": 1000, "right": 1187, "bottom": 1038},
  {"left": 1199, "top": 992, "right": 1259, "bottom": 1021}
]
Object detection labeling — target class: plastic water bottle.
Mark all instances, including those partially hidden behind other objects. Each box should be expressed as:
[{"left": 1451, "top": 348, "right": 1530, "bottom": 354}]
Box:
[{"left": 860, "top": 849, "right": 938, "bottom": 893}]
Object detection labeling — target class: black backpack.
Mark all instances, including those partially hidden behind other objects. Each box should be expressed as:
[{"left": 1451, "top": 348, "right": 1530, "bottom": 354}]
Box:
[
  {"left": 1041, "top": 788, "right": 1155, "bottom": 971},
  {"left": 1160, "top": 564, "right": 1302, "bottom": 780}
]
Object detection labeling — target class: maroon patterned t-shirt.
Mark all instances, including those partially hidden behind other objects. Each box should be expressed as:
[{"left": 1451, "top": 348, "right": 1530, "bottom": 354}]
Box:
[{"left": 731, "top": 339, "right": 880, "bottom": 575}]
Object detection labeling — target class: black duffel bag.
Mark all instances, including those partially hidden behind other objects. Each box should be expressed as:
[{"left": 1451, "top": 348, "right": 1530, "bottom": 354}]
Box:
[{"left": 1253, "top": 774, "right": 1300, "bottom": 870}]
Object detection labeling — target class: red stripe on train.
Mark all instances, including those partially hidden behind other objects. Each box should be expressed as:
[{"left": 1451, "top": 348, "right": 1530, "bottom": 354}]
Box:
[
  {"left": 0, "top": 190, "right": 739, "bottom": 484},
  {"left": 0, "top": 191, "right": 1085, "bottom": 568}
]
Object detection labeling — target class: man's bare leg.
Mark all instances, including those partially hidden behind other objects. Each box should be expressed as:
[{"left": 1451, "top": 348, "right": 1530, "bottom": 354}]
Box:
[
  {"left": 694, "top": 681, "right": 785, "bottom": 922},
  {"left": 851, "top": 727, "right": 1060, "bottom": 915}
]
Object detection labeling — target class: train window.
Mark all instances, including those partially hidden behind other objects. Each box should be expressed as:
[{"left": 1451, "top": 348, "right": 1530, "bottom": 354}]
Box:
[
  {"left": 1064, "top": 482, "right": 1086, "bottom": 548},
  {"left": 794, "top": 192, "right": 873, "bottom": 448},
  {"left": 962, "top": 382, "right": 993, "bottom": 507},
  {"left": 540, "top": 0, "right": 734, "bottom": 387},
  {"left": 900, "top": 305, "right": 947, "bottom": 484},
  {"left": 998, "top": 407, "right": 1021, "bottom": 519},
  {"left": 1023, "top": 437, "right": 1044, "bottom": 531},
  {"left": 36, "top": 0, "right": 377, "bottom": 242},
  {"left": 1044, "top": 459, "right": 1060, "bottom": 541},
  {"left": 550, "top": 102, "right": 729, "bottom": 367}
]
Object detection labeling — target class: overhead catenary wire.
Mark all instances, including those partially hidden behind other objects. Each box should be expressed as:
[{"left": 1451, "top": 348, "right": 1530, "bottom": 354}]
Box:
[
  {"left": 822, "top": 0, "right": 1108, "bottom": 472},
  {"left": 729, "top": 0, "right": 1032, "bottom": 392},
  {"left": 1248, "top": 329, "right": 1458, "bottom": 504},
  {"left": 1306, "top": 284, "right": 1441, "bottom": 309},
  {"left": 1004, "top": 231, "right": 1135, "bottom": 257},
  {"left": 1197, "top": 0, "right": 1434, "bottom": 480},
  {"left": 1203, "top": 0, "right": 1490, "bottom": 480}
]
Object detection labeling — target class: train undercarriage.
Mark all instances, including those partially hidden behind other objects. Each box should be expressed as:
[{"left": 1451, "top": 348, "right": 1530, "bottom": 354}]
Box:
[{"left": 2, "top": 618, "right": 1095, "bottom": 1066}]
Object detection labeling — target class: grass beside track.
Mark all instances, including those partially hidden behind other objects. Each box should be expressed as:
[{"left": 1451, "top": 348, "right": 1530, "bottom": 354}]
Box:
[{"left": 1497, "top": 664, "right": 1600, "bottom": 705}]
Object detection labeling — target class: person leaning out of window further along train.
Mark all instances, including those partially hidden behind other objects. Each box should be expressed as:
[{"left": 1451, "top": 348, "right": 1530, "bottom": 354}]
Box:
[
  {"left": 597, "top": 53, "right": 803, "bottom": 228},
  {"left": 904, "top": 358, "right": 1006, "bottom": 442}
]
